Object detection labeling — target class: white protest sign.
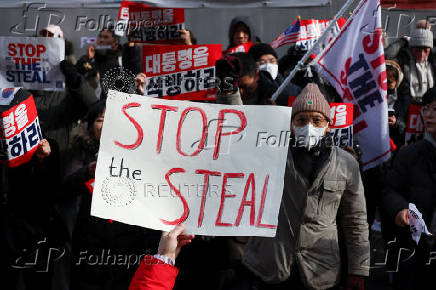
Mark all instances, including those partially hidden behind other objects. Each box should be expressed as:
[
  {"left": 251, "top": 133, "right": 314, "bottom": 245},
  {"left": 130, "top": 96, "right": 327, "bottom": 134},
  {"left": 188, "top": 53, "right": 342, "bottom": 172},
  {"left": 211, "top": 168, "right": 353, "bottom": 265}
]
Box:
[
  {"left": 0, "top": 37, "right": 65, "bottom": 91},
  {"left": 409, "top": 203, "right": 432, "bottom": 245},
  {"left": 91, "top": 90, "right": 292, "bottom": 237}
]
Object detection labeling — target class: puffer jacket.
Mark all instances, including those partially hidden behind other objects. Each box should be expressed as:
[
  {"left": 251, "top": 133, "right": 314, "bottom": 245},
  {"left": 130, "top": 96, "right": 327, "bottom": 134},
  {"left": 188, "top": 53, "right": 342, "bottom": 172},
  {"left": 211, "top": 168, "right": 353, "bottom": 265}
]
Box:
[{"left": 242, "top": 146, "right": 370, "bottom": 290}]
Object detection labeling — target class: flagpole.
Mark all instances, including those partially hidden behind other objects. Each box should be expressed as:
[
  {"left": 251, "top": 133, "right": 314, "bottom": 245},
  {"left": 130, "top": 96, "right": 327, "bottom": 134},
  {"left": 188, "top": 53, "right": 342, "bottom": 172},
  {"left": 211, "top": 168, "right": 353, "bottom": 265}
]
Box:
[{"left": 271, "top": 0, "right": 358, "bottom": 101}]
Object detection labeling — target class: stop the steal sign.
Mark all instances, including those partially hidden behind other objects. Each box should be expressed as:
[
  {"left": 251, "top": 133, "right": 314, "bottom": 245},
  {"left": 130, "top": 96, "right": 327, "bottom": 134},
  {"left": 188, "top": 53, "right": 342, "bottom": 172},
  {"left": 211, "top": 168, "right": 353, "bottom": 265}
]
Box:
[{"left": 91, "top": 90, "right": 292, "bottom": 236}]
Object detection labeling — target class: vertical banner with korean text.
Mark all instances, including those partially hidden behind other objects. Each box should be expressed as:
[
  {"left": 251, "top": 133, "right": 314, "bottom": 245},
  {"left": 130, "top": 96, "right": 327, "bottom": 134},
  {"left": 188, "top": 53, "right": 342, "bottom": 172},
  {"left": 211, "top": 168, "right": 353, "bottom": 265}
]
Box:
[
  {"left": 0, "top": 37, "right": 65, "bottom": 91},
  {"left": 1, "top": 93, "right": 43, "bottom": 167},
  {"left": 314, "top": 0, "right": 391, "bottom": 170},
  {"left": 91, "top": 90, "right": 292, "bottom": 236},
  {"left": 117, "top": 1, "right": 185, "bottom": 44},
  {"left": 143, "top": 44, "right": 222, "bottom": 100},
  {"left": 405, "top": 104, "right": 424, "bottom": 144}
]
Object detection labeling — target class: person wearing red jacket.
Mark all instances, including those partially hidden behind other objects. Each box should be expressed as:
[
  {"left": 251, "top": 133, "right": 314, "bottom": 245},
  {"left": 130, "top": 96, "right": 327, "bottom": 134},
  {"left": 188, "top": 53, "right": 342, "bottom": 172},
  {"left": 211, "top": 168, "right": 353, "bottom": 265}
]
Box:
[{"left": 129, "top": 225, "right": 194, "bottom": 290}]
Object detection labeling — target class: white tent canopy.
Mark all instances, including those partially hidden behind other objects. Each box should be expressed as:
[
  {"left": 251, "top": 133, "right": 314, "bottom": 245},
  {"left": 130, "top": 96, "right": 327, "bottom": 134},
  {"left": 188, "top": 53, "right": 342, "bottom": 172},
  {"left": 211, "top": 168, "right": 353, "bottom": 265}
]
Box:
[{"left": 0, "top": 0, "right": 331, "bottom": 8}]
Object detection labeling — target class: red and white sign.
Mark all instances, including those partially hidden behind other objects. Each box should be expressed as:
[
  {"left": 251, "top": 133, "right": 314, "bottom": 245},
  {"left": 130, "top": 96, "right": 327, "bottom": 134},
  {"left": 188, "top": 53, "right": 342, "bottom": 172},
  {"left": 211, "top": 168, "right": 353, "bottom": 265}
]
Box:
[
  {"left": 91, "top": 90, "right": 292, "bottom": 236},
  {"left": 0, "top": 37, "right": 65, "bottom": 91},
  {"left": 225, "top": 42, "right": 254, "bottom": 54},
  {"left": 297, "top": 18, "right": 346, "bottom": 51},
  {"left": 0, "top": 95, "right": 43, "bottom": 167},
  {"left": 143, "top": 44, "right": 222, "bottom": 100},
  {"left": 314, "top": 0, "right": 390, "bottom": 170},
  {"left": 117, "top": 1, "right": 185, "bottom": 44},
  {"left": 405, "top": 104, "right": 424, "bottom": 144}
]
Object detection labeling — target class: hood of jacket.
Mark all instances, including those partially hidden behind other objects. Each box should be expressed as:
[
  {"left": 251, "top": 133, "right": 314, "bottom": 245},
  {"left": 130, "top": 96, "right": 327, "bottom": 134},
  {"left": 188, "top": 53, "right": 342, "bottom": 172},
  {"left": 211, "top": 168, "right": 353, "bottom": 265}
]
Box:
[{"left": 228, "top": 16, "right": 257, "bottom": 49}]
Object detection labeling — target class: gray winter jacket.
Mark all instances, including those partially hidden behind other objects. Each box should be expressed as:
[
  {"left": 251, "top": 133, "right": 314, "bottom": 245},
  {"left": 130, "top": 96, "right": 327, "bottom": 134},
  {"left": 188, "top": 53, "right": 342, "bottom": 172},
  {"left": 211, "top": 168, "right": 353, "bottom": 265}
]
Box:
[{"left": 243, "top": 146, "right": 369, "bottom": 290}]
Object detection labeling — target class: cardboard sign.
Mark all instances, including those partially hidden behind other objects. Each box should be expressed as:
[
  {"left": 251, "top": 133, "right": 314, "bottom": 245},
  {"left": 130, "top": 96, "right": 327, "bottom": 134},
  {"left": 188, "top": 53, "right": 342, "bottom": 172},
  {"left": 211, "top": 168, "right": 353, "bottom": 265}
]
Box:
[
  {"left": 0, "top": 94, "right": 43, "bottom": 167},
  {"left": 225, "top": 42, "right": 254, "bottom": 54},
  {"left": 143, "top": 44, "right": 222, "bottom": 100},
  {"left": 117, "top": 1, "right": 185, "bottom": 44},
  {"left": 405, "top": 103, "right": 424, "bottom": 144},
  {"left": 288, "top": 97, "right": 353, "bottom": 147},
  {"left": 0, "top": 37, "right": 65, "bottom": 91},
  {"left": 91, "top": 90, "right": 292, "bottom": 236}
]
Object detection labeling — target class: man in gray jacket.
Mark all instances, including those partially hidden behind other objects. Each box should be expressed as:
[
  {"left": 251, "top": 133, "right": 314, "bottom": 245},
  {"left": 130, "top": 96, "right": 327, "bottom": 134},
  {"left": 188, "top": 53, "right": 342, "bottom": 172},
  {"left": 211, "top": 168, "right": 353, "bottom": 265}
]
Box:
[{"left": 242, "top": 83, "right": 370, "bottom": 290}]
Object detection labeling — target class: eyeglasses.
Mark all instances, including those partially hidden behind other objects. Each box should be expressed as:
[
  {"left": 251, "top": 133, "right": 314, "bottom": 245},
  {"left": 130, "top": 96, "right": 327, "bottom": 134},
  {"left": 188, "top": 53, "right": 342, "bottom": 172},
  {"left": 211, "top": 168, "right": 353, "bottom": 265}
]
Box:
[{"left": 293, "top": 116, "right": 328, "bottom": 128}]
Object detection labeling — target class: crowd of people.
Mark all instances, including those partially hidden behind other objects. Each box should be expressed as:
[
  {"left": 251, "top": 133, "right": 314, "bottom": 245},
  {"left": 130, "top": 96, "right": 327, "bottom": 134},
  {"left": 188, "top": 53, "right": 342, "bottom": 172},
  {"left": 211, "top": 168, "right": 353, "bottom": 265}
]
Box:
[{"left": 0, "top": 13, "right": 435, "bottom": 290}]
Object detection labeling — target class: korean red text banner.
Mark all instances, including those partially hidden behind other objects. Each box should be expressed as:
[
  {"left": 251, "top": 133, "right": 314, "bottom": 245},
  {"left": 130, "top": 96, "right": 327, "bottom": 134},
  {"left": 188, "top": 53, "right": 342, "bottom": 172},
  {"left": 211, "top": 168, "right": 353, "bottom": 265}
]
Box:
[
  {"left": 143, "top": 44, "right": 222, "bottom": 100},
  {"left": 225, "top": 42, "right": 254, "bottom": 54},
  {"left": 405, "top": 104, "right": 424, "bottom": 144},
  {"left": 1, "top": 94, "right": 43, "bottom": 167},
  {"left": 0, "top": 37, "right": 65, "bottom": 91},
  {"left": 117, "top": 1, "right": 185, "bottom": 43},
  {"left": 381, "top": 0, "right": 436, "bottom": 9},
  {"left": 91, "top": 90, "right": 292, "bottom": 236},
  {"left": 297, "top": 18, "right": 346, "bottom": 51},
  {"left": 314, "top": 0, "right": 391, "bottom": 170}
]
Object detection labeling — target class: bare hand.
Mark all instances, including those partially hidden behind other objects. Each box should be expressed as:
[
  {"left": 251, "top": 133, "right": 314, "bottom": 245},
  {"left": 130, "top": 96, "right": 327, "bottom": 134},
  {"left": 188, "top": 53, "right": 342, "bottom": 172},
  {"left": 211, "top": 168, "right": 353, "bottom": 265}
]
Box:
[
  {"left": 158, "top": 225, "right": 195, "bottom": 261},
  {"left": 345, "top": 146, "right": 358, "bottom": 159},
  {"left": 388, "top": 115, "right": 397, "bottom": 126},
  {"left": 135, "top": 73, "right": 147, "bottom": 95},
  {"left": 177, "top": 29, "right": 192, "bottom": 45},
  {"left": 395, "top": 208, "right": 410, "bottom": 227},
  {"left": 36, "top": 139, "right": 51, "bottom": 159},
  {"left": 88, "top": 45, "right": 95, "bottom": 59}
]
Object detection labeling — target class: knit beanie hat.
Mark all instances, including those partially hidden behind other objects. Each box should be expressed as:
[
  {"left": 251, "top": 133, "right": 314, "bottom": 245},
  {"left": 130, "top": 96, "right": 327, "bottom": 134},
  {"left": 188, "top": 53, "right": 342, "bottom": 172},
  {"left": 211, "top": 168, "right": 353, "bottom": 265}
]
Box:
[
  {"left": 409, "top": 28, "right": 433, "bottom": 48},
  {"left": 292, "top": 83, "right": 331, "bottom": 121},
  {"left": 248, "top": 43, "right": 278, "bottom": 61}
]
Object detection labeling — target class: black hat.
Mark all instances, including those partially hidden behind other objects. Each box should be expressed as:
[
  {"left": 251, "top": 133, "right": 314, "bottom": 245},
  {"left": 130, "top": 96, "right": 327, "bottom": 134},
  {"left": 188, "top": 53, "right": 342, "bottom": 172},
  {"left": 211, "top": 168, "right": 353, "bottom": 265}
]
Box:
[{"left": 248, "top": 43, "right": 278, "bottom": 62}]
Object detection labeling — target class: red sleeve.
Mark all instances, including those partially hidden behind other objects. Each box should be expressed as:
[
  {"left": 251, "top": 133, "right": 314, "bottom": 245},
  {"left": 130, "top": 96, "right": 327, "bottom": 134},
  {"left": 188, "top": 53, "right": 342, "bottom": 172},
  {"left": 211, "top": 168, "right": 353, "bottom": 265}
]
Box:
[{"left": 129, "top": 256, "right": 179, "bottom": 290}]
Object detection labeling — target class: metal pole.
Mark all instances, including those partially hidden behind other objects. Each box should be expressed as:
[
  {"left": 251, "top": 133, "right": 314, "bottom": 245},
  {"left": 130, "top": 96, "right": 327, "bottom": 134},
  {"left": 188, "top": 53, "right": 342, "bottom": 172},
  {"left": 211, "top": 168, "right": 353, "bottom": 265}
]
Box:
[{"left": 271, "top": 0, "right": 358, "bottom": 101}]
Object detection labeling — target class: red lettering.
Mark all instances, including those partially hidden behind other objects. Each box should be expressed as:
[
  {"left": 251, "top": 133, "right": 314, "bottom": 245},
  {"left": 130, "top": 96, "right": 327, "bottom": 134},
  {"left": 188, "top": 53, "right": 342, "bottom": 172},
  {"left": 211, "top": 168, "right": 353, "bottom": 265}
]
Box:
[
  {"left": 378, "top": 70, "right": 387, "bottom": 92},
  {"left": 160, "top": 168, "right": 190, "bottom": 225},
  {"left": 341, "top": 57, "right": 352, "bottom": 85},
  {"left": 195, "top": 169, "right": 221, "bottom": 227},
  {"left": 353, "top": 120, "right": 368, "bottom": 135},
  {"left": 177, "top": 107, "right": 208, "bottom": 156},
  {"left": 214, "top": 109, "right": 247, "bottom": 160},
  {"left": 17, "top": 43, "right": 25, "bottom": 56},
  {"left": 363, "top": 28, "right": 382, "bottom": 55},
  {"left": 114, "top": 102, "right": 143, "bottom": 150},
  {"left": 216, "top": 173, "right": 244, "bottom": 227},
  {"left": 256, "top": 174, "right": 276, "bottom": 229},
  {"left": 151, "top": 104, "right": 178, "bottom": 153},
  {"left": 8, "top": 43, "right": 16, "bottom": 57},
  {"left": 36, "top": 44, "right": 46, "bottom": 57},
  {"left": 235, "top": 173, "right": 256, "bottom": 227},
  {"left": 26, "top": 44, "right": 35, "bottom": 57}
]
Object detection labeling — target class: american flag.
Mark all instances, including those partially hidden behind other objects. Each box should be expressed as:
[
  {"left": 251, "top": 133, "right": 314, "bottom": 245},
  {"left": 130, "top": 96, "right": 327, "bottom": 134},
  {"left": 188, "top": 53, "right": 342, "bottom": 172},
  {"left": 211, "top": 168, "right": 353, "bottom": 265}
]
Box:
[{"left": 270, "top": 19, "right": 301, "bottom": 49}]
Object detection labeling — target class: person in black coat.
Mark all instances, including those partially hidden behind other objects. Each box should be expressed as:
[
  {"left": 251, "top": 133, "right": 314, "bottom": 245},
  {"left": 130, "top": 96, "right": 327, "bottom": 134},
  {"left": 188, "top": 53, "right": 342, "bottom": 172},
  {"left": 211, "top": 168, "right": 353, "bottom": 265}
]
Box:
[
  {"left": 381, "top": 87, "right": 436, "bottom": 290},
  {"left": 61, "top": 101, "right": 160, "bottom": 290}
]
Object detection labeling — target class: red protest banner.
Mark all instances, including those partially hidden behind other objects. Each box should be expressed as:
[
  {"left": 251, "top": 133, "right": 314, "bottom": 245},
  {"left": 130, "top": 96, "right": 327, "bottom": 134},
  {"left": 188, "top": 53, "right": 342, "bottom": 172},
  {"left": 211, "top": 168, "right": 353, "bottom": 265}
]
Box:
[
  {"left": 381, "top": 0, "right": 436, "bottom": 9},
  {"left": 0, "top": 94, "right": 43, "bottom": 167},
  {"left": 225, "top": 41, "right": 254, "bottom": 54},
  {"left": 329, "top": 103, "right": 354, "bottom": 147},
  {"left": 117, "top": 1, "right": 185, "bottom": 44},
  {"left": 405, "top": 104, "right": 424, "bottom": 144},
  {"left": 143, "top": 44, "right": 222, "bottom": 100}
]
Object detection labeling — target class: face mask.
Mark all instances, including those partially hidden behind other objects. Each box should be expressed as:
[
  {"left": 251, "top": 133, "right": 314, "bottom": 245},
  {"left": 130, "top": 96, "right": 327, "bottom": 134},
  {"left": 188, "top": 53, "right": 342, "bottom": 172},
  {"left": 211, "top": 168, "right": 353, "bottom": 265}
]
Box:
[
  {"left": 258, "top": 63, "right": 278, "bottom": 80},
  {"left": 293, "top": 123, "right": 327, "bottom": 150}
]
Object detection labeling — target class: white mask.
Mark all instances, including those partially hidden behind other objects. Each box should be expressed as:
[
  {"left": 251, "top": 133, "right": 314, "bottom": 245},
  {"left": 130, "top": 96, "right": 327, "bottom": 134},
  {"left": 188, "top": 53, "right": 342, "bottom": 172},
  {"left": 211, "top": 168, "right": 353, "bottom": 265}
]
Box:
[
  {"left": 293, "top": 123, "right": 327, "bottom": 150},
  {"left": 258, "top": 63, "right": 278, "bottom": 80}
]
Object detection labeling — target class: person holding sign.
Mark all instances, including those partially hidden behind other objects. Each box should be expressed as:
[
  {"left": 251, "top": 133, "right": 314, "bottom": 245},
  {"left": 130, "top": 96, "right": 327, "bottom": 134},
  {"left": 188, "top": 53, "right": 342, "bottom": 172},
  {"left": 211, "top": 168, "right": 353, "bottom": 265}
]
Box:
[
  {"left": 382, "top": 87, "right": 436, "bottom": 290},
  {"left": 242, "top": 83, "right": 369, "bottom": 290}
]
